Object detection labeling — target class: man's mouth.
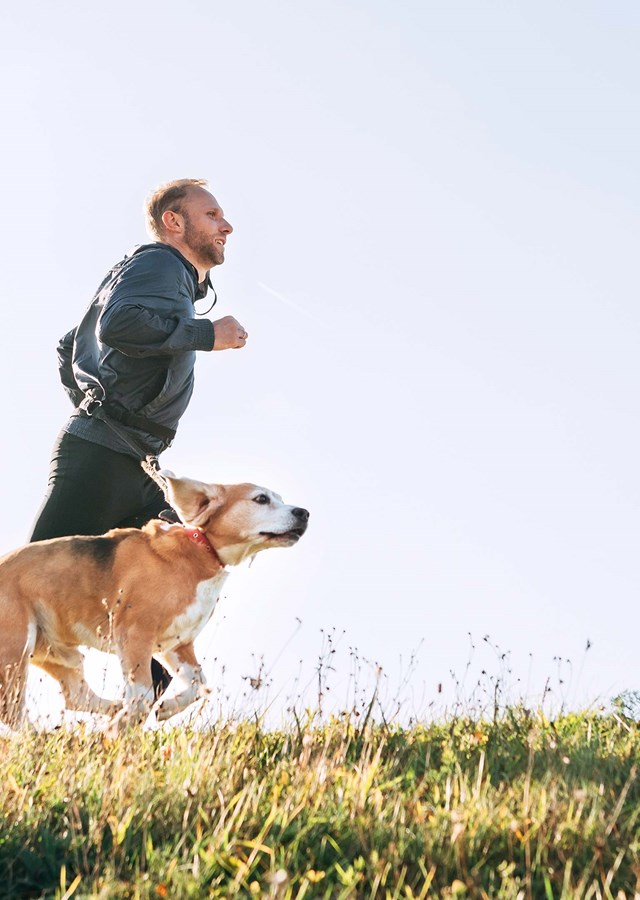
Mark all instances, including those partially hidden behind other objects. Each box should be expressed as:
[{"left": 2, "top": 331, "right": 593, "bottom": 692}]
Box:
[{"left": 214, "top": 239, "right": 225, "bottom": 247}]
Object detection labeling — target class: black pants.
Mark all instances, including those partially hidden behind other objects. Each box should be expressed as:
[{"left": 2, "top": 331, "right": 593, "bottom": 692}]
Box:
[
  {"left": 29, "top": 430, "right": 169, "bottom": 540},
  {"left": 29, "top": 430, "right": 173, "bottom": 694}
]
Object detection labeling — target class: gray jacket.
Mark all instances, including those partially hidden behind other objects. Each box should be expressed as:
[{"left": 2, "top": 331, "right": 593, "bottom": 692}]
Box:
[{"left": 58, "top": 243, "right": 215, "bottom": 458}]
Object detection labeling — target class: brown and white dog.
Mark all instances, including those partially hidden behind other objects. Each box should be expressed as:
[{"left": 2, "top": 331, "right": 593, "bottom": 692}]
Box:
[{"left": 0, "top": 473, "right": 308, "bottom": 729}]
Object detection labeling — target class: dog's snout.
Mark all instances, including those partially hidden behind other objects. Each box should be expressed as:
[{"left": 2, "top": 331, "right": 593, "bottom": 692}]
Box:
[{"left": 292, "top": 507, "right": 310, "bottom": 523}]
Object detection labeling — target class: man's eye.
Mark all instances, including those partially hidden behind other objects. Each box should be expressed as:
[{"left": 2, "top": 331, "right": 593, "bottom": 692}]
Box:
[{"left": 253, "top": 494, "right": 270, "bottom": 504}]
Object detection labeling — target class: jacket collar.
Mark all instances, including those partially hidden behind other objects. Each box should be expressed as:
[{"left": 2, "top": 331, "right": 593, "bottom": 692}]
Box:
[{"left": 132, "top": 243, "right": 213, "bottom": 301}]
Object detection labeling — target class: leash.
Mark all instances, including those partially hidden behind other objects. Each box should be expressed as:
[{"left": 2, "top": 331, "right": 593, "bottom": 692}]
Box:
[
  {"left": 83, "top": 404, "right": 224, "bottom": 561},
  {"left": 141, "top": 455, "right": 170, "bottom": 495},
  {"left": 79, "top": 396, "right": 170, "bottom": 497}
]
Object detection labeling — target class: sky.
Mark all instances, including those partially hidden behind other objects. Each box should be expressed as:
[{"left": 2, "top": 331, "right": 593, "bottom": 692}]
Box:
[{"left": 0, "top": 0, "right": 639, "bottom": 724}]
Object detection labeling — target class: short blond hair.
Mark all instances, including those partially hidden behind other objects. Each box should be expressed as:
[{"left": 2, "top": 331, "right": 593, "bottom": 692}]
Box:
[{"left": 145, "top": 178, "right": 208, "bottom": 240}]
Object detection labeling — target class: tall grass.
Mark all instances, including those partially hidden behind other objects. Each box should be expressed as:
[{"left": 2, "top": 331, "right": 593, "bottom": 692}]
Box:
[{"left": 1, "top": 705, "right": 639, "bottom": 898}]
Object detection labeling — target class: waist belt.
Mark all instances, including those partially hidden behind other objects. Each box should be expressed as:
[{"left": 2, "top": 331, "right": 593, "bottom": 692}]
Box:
[
  {"left": 78, "top": 394, "right": 172, "bottom": 496},
  {"left": 80, "top": 396, "right": 176, "bottom": 442}
]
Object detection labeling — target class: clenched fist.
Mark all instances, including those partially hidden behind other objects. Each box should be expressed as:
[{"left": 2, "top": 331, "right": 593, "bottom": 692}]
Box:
[{"left": 212, "top": 315, "right": 248, "bottom": 351}]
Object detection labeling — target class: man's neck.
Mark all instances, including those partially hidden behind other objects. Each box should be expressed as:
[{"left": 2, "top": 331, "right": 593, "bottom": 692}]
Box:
[{"left": 159, "top": 238, "right": 208, "bottom": 283}]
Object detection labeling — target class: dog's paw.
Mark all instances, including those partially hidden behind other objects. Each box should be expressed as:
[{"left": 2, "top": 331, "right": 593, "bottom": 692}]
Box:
[
  {"left": 154, "top": 697, "right": 178, "bottom": 722},
  {"left": 103, "top": 709, "right": 128, "bottom": 739},
  {"left": 104, "top": 703, "right": 150, "bottom": 736}
]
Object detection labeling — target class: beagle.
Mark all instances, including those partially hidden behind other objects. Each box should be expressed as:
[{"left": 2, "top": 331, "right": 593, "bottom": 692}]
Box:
[{"left": 0, "top": 473, "right": 308, "bottom": 729}]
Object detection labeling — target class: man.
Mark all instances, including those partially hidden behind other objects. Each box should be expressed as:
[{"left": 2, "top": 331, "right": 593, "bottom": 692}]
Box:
[{"left": 29, "top": 178, "right": 247, "bottom": 692}]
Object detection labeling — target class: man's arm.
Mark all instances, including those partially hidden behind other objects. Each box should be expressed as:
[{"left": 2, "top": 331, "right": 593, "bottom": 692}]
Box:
[
  {"left": 99, "top": 303, "right": 215, "bottom": 357},
  {"left": 98, "top": 252, "right": 246, "bottom": 356}
]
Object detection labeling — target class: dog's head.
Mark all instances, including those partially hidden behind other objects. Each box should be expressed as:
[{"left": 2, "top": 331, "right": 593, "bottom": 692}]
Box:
[{"left": 161, "top": 473, "right": 309, "bottom": 566}]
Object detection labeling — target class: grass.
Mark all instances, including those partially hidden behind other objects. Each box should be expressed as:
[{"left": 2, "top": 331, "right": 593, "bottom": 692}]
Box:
[{"left": 1, "top": 705, "right": 639, "bottom": 898}]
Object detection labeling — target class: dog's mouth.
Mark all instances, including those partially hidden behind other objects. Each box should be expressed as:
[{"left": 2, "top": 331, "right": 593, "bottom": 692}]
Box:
[{"left": 259, "top": 527, "right": 306, "bottom": 542}]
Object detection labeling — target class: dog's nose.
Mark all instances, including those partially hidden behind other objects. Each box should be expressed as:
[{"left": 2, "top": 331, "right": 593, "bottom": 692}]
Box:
[{"left": 292, "top": 507, "right": 310, "bottom": 522}]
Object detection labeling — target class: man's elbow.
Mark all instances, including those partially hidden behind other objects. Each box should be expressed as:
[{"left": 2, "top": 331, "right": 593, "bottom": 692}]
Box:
[
  {"left": 97, "top": 323, "right": 132, "bottom": 356},
  {"left": 97, "top": 324, "right": 121, "bottom": 352},
  {"left": 97, "top": 315, "right": 139, "bottom": 354}
]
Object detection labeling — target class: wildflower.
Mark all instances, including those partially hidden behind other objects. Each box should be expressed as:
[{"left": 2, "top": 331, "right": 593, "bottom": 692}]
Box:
[
  {"left": 306, "top": 870, "right": 326, "bottom": 883},
  {"left": 266, "top": 869, "right": 289, "bottom": 886}
]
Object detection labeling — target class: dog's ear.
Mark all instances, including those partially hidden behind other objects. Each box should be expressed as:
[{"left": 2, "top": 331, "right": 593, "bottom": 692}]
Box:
[{"left": 160, "top": 474, "right": 224, "bottom": 527}]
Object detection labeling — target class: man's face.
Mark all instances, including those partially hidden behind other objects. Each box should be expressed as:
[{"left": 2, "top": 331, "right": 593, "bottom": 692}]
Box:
[{"left": 181, "top": 187, "right": 233, "bottom": 269}]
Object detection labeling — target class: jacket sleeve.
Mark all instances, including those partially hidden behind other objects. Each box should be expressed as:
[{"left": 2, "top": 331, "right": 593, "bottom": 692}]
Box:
[
  {"left": 97, "top": 252, "right": 215, "bottom": 358},
  {"left": 57, "top": 328, "right": 85, "bottom": 407}
]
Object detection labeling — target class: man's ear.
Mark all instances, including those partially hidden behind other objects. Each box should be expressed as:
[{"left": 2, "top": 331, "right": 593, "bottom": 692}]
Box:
[
  {"left": 160, "top": 473, "right": 224, "bottom": 526},
  {"left": 160, "top": 208, "right": 184, "bottom": 236}
]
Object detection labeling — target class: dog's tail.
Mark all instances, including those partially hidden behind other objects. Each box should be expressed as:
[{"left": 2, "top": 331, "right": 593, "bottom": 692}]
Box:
[{"left": 0, "top": 601, "right": 36, "bottom": 728}]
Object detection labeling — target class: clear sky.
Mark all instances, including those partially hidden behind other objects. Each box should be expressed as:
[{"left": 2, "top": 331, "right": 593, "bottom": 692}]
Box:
[{"left": 1, "top": 1, "right": 638, "bottom": 723}]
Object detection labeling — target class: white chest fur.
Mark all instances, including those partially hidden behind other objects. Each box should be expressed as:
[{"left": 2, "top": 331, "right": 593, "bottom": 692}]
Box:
[{"left": 159, "top": 571, "right": 229, "bottom": 649}]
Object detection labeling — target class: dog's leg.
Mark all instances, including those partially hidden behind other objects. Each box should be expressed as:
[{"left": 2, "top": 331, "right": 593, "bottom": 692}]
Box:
[
  {"left": 153, "top": 643, "right": 209, "bottom": 721},
  {"left": 37, "top": 655, "right": 122, "bottom": 717},
  {"left": 109, "top": 635, "right": 156, "bottom": 729}
]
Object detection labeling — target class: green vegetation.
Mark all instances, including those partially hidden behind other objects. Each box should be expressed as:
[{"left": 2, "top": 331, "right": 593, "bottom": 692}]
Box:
[{"left": 0, "top": 708, "right": 638, "bottom": 898}]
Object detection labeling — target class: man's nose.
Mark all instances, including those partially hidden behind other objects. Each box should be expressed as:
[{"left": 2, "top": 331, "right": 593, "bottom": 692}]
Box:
[{"left": 221, "top": 218, "right": 233, "bottom": 234}]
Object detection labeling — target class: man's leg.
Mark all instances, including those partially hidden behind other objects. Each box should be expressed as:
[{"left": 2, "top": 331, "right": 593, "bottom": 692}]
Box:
[
  {"left": 29, "top": 431, "right": 169, "bottom": 541},
  {"left": 29, "top": 430, "right": 173, "bottom": 696}
]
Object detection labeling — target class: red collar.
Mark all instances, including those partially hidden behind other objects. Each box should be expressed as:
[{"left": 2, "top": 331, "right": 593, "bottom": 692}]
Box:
[{"left": 183, "top": 526, "right": 221, "bottom": 563}]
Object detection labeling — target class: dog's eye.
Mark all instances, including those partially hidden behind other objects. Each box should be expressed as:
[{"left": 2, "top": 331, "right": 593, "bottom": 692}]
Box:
[{"left": 253, "top": 494, "right": 270, "bottom": 505}]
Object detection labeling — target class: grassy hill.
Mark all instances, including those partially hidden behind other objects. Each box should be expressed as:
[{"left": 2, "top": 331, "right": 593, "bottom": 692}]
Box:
[{"left": 1, "top": 707, "right": 638, "bottom": 898}]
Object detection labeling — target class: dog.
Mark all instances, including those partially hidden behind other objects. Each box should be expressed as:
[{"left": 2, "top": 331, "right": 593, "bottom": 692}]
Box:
[{"left": 0, "top": 473, "right": 308, "bottom": 729}]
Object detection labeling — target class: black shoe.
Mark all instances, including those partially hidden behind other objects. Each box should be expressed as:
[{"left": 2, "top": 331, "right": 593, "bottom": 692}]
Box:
[
  {"left": 151, "top": 658, "right": 172, "bottom": 699},
  {"left": 158, "top": 508, "right": 181, "bottom": 524}
]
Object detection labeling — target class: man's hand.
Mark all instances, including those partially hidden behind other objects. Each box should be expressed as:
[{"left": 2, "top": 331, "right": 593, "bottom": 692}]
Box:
[{"left": 212, "top": 316, "right": 248, "bottom": 350}]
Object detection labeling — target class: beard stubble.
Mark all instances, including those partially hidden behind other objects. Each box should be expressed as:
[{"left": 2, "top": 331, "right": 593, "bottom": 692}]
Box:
[{"left": 183, "top": 214, "right": 223, "bottom": 268}]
